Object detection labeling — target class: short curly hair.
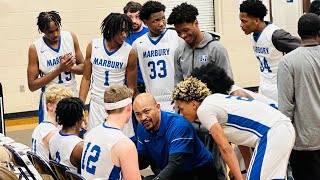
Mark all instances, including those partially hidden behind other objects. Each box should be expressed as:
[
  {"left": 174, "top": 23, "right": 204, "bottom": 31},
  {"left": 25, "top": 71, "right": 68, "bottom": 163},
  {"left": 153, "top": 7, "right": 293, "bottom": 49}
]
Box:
[
  {"left": 191, "top": 63, "right": 234, "bottom": 94},
  {"left": 298, "top": 13, "right": 320, "bottom": 39},
  {"left": 308, "top": 0, "right": 320, "bottom": 16},
  {"left": 167, "top": 3, "right": 198, "bottom": 25},
  {"left": 173, "top": 76, "right": 211, "bottom": 102},
  {"left": 140, "top": 1, "right": 166, "bottom": 21},
  {"left": 240, "top": 0, "right": 267, "bottom": 21}
]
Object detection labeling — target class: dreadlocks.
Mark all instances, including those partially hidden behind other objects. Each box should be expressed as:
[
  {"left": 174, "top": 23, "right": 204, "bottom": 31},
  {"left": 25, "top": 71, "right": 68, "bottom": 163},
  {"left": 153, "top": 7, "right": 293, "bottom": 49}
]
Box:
[
  {"left": 101, "top": 13, "right": 133, "bottom": 42},
  {"left": 55, "top": 97, "right": 85, "bottom": 129},
  {"left": 37, "top": 11, "right": 61, "bottom": 33}
]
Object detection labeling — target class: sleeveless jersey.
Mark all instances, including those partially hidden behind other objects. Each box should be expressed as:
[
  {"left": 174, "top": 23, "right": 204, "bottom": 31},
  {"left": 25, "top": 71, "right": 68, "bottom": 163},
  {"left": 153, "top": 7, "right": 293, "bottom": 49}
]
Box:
[
  {"left": 252, "top": 23, "right": 283, "bottom": 101},
  {"left": 198, "top": 94, "right": 290, "bottom": 148},
  {"left": 49, "top": 131, "right": 83, "bottom": 171},
  {"left": 229, "top": 85, "right": 278, "bottom": 108},
  {"left": 34, "top": 31, "right": 77, "bottom": 94},
  {"left": 90, "top": 38, "right": 131, "bottom": 99},
  {"left": 81, "top": 124, "right": 127, "bottom": 179},
  {"left": 31, "top": 121, "right": 58, "bottom": 162},
  {"left": 133, "top": 29, "right": 181, "bottom": 106}
]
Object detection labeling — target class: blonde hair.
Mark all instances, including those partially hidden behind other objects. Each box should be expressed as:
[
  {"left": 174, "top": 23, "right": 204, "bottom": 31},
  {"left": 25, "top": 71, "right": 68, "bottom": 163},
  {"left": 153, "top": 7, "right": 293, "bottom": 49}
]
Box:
[
  {"left": 172, "top": 76, "right": 211, "bottom": 102},
  {"left": 0, "top": 145, "right": 11, "bottom": 165},
  {"left": 104, "top": 85, "right": 133, "bottom": 114},
  {"left": 45, "top": 84, "right": 73, "bottom": 104},
  {"left": 0, "top": 166, "right": 18, "bottom": 180}
]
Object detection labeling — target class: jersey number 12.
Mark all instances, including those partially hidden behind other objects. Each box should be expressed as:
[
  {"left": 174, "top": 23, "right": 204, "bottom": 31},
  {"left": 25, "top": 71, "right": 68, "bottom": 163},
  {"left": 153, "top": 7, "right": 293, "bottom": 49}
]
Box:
[{"left": 81, "top": 142, "right": 101, "bottom": 175}]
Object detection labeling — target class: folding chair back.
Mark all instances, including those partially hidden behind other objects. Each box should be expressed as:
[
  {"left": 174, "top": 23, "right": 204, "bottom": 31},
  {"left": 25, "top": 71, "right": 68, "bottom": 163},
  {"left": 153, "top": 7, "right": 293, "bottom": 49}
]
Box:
[
  {"left": 26, "top": 151, "right": 58, "bottom": 180},
  {"left": 49, "top": 160, "right": 70, "bottom": 180},
  {"left": 65, "top": 170, "right": 85, "bottom": 180},
  {"left": 3, "top": 144, "right": 36, "bottom": 180}
]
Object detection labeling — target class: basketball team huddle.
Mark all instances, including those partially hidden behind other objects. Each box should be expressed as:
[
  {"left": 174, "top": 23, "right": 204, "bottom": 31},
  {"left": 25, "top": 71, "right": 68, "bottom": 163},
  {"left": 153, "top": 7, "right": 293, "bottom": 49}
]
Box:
[{"left": 27, "top": 0, "right": 320, "bottom": 180}]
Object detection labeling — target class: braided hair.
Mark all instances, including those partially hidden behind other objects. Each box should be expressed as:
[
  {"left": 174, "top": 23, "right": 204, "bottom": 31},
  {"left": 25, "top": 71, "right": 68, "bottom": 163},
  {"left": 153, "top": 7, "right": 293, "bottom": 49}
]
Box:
[
  {"left": 55, "top": 97, "right": 85, "bottom": 129},
  {"left": 101, "top": 13, "right": 133, "bottom": 42},
  {"left": 37, "top": 11, "right": 61, "bottom": 33}
]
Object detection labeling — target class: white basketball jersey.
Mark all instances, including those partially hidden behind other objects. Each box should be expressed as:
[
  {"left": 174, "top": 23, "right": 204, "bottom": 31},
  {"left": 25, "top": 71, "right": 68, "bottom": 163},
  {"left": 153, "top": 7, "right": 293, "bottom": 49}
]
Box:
[
  {"left": 31, "top": 121, "right": 58, "bottom": 162},
  {"left": 133, "top": 29, "right": 181, "bottom": 106},
  {"left": 229, "top": 85, "right": 278, "bottom": 108},
  {"left": 49, "top": 131, "right": 83, "bottom": 171},
  {"left": 252, "top": 23, "right": 283, "bottom": 101},
  {"left": 81, "top": 124, "right": 128, "bottom": 179},
  {"left": 198, "top": 94, "right": 290, "bottom": 148},
  {"left": 34, "top": 31, "right": 77, "bottom": 94},
  {"left": 90, "top": 38, "right": 131, "bottom": 99}
]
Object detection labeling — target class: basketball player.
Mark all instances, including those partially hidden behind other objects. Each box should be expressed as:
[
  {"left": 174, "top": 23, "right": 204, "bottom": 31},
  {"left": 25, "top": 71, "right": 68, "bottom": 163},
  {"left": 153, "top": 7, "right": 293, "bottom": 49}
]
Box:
[
  {"left": 239, "top": 0, "right": 300, "bottom": 102},
  {"left": 168, "top": 3, "right": 232, "bottom": 179},
  {"left": 173, "top": 77, "right": 295, "bottom": 179},
  {"left": 81, "top": 85, "right": 141, "bottom": 180},
  {"left": 191, "top": 63, "right": 278, "bottom": 179},
  {"left": 49, "top": 97, "right": 85, "bottom": 171},
  {"left": 79, "top": 13, "right": 137, "bottom": 139},
  {"left": 31, "top": 84, "right": 73, "bottom": 162},
  {"left": 132, "top": 1, "right": 183, "bottom": 112},
  {"left": 27, "top": 11, "right": 84, "bottom": 123}
]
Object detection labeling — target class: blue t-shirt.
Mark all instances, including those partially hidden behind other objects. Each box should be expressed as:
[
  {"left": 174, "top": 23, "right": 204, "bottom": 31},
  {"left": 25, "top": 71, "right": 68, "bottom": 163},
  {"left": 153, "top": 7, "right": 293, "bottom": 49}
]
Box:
[
  {"left": 137, "top": 111, "right": 212, "bottom": 171},
  {"left": 125, "top": 26, "right": 149, "bottom": 84}
]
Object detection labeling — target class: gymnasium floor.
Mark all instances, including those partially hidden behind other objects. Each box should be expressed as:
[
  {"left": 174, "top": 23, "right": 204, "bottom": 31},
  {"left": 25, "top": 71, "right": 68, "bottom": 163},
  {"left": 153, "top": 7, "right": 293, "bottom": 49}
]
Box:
[{"left": 5, "top": 116, "right": 37, "bottom": 147}]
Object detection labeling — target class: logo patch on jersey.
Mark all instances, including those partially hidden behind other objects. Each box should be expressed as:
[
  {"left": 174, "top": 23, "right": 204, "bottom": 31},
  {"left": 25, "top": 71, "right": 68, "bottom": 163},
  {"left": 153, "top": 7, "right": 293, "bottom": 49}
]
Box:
[
  {"left": 94, "top": 46, "right": 99, "bottom": 49},
  {"left": 144, "top": 139, "right": 150, "bottom": 143},
  {"left": 199, "top": 55, "right": 208, "bottom": 62},
  {"left": 41, "top": 50, "right": 46, "bottom": 53}
]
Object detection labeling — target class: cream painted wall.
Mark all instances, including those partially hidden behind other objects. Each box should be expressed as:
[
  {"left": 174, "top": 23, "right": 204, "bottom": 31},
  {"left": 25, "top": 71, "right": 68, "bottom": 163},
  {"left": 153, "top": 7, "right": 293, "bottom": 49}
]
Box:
[
  {"left": 216, "top": 0, "right": 260, "bottom": 88},
  {"left": 0, "top": 0, "right": 301, "bottom": 114},
  {"left": 0, "top": 0, "right": 146, "bottom": 113},
  {"left": 272, "top": 0, "right": 303, "bottom": 36}
]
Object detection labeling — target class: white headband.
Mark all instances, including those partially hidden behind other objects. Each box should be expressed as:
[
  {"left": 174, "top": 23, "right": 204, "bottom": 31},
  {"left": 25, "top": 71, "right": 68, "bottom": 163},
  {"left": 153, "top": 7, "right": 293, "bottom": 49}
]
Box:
[{"left": 104, "top": 98, "right": 132, "bottom": 110}]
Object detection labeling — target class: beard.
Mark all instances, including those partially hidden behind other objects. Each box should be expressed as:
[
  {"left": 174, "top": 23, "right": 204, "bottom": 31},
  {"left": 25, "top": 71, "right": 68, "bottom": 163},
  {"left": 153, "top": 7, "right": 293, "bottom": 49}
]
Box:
[{"left": 132, "top": 23, "right": 141, "bottom": 32}]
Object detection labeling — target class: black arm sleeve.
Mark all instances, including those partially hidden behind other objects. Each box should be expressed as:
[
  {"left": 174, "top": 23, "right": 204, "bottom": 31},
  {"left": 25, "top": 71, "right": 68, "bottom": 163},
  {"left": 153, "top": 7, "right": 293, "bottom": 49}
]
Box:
[
  {"left": 272, "top": 29, "right": 301, "bottom": 53},
  {"left": 152, "top": 153, "right": 186, "bottom": 180},
  {"left": 138, "top": 153, "right": 152, "bottom": 170}
]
